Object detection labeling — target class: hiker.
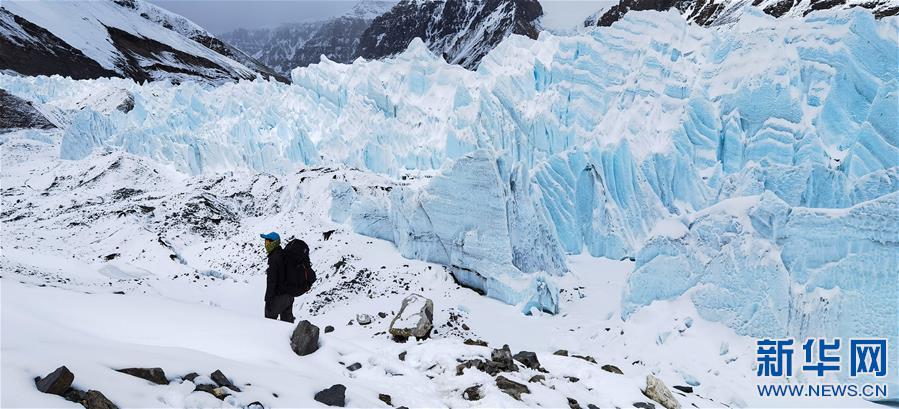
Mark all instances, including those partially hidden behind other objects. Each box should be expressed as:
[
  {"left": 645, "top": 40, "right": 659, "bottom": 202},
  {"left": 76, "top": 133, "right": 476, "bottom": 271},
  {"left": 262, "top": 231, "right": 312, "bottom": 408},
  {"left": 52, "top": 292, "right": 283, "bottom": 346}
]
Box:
[
  {"left": 261, "top": 232, "right": 295, "bottom": 323},
  {"left": 260, "top": 232, "right": 317, "bottom": 323}
]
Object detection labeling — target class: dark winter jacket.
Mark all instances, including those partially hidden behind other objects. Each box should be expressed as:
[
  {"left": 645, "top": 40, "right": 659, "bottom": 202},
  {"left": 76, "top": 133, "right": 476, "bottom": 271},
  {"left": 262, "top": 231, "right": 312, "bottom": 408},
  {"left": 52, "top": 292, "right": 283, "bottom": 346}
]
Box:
[{"left": 264, "top": 246, "right": 287, "bottom": 301}]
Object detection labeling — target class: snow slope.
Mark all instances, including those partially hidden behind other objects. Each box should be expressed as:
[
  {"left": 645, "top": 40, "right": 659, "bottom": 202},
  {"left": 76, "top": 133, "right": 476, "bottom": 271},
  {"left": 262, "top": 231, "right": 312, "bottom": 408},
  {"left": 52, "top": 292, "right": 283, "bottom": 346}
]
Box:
[{"left": 0, "top": 0, "right": 281, "bottom": 83}]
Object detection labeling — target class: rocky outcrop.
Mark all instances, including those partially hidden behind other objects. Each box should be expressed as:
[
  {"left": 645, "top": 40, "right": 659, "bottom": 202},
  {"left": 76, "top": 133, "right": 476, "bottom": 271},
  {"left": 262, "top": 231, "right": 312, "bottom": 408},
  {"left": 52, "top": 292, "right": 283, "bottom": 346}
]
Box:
[
  {"left": 358, "top": 0, "right": 543, "bottom": 69},
  {"left": 588, "top": 0, "right": 899, "bottom": 27},
  {"left": 0, "top": 89, "right": 55, "bottom": 132}
]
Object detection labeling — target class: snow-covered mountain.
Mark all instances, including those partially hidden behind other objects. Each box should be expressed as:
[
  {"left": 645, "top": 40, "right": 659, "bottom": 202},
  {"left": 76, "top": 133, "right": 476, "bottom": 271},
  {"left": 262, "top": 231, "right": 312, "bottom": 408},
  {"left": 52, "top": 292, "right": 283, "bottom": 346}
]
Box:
[
  {"left": 586, "top": 0, "right": 899, "bottom": 26},
  {"left": 219, "top": 0, "right": 542, "bottom": 74},
  {"left": 0, "top": 0, "right": 286, "bottom": 84},
  {"left": 218, "top": 1, "right": 397, "bottom": 76},
  {"left": 358, "top": 0, "right": 544, "bottom": 69}
]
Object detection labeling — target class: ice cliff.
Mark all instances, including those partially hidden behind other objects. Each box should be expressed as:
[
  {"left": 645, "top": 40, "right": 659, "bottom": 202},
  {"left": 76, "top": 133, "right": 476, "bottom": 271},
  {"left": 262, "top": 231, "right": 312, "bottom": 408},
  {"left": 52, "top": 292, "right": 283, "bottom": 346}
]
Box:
[{"left": 1, "top": 9, "right": 896, "bottom": 332}]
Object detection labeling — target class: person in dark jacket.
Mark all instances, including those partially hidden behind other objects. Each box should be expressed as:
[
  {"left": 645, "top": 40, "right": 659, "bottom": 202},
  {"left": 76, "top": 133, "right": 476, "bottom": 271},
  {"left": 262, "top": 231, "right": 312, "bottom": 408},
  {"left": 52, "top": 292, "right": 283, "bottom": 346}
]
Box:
[{"left": 260, "top": 232, "right": 295, "bottom": 323}]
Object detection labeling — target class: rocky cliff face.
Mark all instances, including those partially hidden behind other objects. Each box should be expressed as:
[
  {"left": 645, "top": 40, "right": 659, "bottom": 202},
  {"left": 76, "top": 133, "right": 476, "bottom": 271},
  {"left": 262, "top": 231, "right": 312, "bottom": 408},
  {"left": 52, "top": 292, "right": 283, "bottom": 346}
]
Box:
[
  {"left": 358, "top": 0, "right": 543, "bottom": 69},
  {"left": 588, "top": 0, "right": 899, "bottom": 27}
]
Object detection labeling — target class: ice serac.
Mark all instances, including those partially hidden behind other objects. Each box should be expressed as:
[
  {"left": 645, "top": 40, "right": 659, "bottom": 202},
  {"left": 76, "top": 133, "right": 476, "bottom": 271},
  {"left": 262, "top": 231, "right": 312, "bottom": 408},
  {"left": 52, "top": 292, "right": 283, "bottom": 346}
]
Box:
[
  {"left": 331, "top": 149, "right": 564, "bottom": 314},
  {"left": 623, "top": 191, "right": 898, "bottom": 382}
]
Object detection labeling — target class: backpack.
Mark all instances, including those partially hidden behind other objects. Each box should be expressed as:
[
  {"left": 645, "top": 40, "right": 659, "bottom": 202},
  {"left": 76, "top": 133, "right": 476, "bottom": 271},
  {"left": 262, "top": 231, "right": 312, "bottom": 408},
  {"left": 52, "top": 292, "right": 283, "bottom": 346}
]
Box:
[{"left": 282, "top": 239, "right": 316, "bottom": 297}]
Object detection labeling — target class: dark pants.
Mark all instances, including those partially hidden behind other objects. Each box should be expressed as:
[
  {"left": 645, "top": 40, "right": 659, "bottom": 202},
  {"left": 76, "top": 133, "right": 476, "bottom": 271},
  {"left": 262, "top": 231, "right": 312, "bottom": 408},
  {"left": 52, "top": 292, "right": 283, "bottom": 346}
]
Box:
[{"left": 264, "top": 294, "right": 295, "bottom": 323}]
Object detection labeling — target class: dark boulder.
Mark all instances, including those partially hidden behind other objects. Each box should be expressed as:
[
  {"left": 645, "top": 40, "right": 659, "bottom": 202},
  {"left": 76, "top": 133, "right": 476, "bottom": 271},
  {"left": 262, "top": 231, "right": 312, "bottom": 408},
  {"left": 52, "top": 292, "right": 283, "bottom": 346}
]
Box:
[
  {"left": 346, "top": 363, "right": 362, "bottom": 372},
  {"left": 35, "top": 366, "right": 74, "bottom": 396},
  {"left": 528, "top": 374, "right": 545, "bottom": 383},
  {"left": 495, "top": 376, "right": 530, "bottom": 400},
  {"left": 324, "top": 325, "right": 335, "bottom": 333},
  {"left": 291, "top": 320, "right": 321, "bottom": 356},
  {"left": 568, "top": 397, "right": 582, "bottom": 409},
  {"left": 553, "top": 349, "right": 569, "bottom": 356},
  {"left": 210, "top": 369, "right": 240, "bottom": 391},
  {"left": 462, "top": 385, "right": 482, "bottom": 401},
  {"left": 82, "top": 390, "right": 118, "bottom": 409},
  {"left": 602, "top": 364, "right": 623, "bottom": 374},
  {"left": 378, "top": 393, "right": 392, "bottom": 406},
  {"left": 314, "top": 384, "right": 347, "bottom": 407},
  {"left": 512, "top": 351, "right": 540, "bottom": 370},
  {"left": 116, "top": 367, "right": 168, "bottom": 385},
  {"left": 489, "top": 344, "right": 518, "bottom": 373},
  {"left": 673, "top": 385, "right": 693, "bottom": 394}
]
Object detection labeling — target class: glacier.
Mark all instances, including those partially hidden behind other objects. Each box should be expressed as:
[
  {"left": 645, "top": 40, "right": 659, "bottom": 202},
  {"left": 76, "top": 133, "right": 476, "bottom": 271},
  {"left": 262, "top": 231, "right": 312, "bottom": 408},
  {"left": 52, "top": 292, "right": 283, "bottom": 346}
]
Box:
[{"left": 1, "top": 8, "right": 896, "bottom": 340}]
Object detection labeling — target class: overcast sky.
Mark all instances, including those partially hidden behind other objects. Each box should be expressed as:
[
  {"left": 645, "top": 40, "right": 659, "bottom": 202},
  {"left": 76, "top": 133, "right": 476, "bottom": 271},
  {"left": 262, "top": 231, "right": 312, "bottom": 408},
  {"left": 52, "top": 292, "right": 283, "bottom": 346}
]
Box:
[{"left": 148, "top": 0, "right": 615, "bottom": 35}]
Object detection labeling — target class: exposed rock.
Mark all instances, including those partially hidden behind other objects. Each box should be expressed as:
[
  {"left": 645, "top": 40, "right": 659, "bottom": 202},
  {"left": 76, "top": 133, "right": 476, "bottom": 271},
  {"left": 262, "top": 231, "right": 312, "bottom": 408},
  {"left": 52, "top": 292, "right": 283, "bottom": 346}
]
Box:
[
  {"left": 356, "top": 314, "right": 372, "bottom": 325},
  {"left": 194, "top": 384, "right": 217, "bottom": 395},
  {"left": 455, "top": 359, "right": 485, "bottom": 376},
  {"left": 495, "top": 376, "right": 530, "bottom": 400},
  {"left": 528, "top": 374, "right": 545, "bottom": 383},
  {"left": 602, "top": 364, "right": 623, "bottom": 374},
  {"left": 463, "top": 338, "right": 488, "bottom": 347},
  {"left": 388, "top": 294, "right": 434, "bottom": 341},
  {"left": 566, "top": 376, "right": 580, "bottom": 383},
  {"left": 116, "top": 367, "right": 168, "bottom": 385},
  {"left": 643, "top": 375, "right": 681, "bottom": 409},
  {"left": 588, "top": 405, "right": 601, "bottom": 409},
  {"left": 346, "top": 363, "right": 362, "bottom": 372},
  {"left": 378, "top": 312, "right": 388, "bottom": 319},
  {"left": 634, "top": 402, "right": 656, "bottom": 409},
  {"left": 572, "top": 354, "right": 597, "bottom": 364},
  {"left": 63, "top": 388, "right": 86, "bottom": 403},
  {"left": 322, "top": 230, "right": 336, "bottom": 241},
  {"left": 462, "top": 385, "right": 483, "bottom": 401},
  {"left": 182, "top": 372, "right": 199, "bottom": 382},
  {"left": 489, "top": 345, "right": 518, "bottom": 373},
  {"left": 314, "top": 384, "right": 347, "bottom": 407},
  {"left": 568, "top": 397, "right": 582, "bottom": 409},
  {"left": 378, "top": 393, "right": 392, "bottom": 406},
  {"left": 512, "top": 351, "right": 540, "bottom": 370},
  {"left": 210, "top": 369, "right": 240, "bottom": 391},
  {"left": 291, "top": 320, "right": 321, "bottom": 356},
  {"left": 324, "top": 325, "right": 335, "bottom": 333},
  {"left": 82, "top": 390, "right": 118, "bottom": 409},
  {"left": 0, "top": 89, "right": 56, "bottom": 132},
  {"left": 247, "top": 402, "right": 265, "bottom": 409},
  {"left": 672, "top": 385, "right": 693, "bottom": 394},
  {"left": 35, "top": 366, "right": 74, "bottom": 396},
  {"left": 553, "top": 349, "right": 569, "bottom": 356},
  {"left": 211, "top": 387, "right": 231, "bottom": 400},
  {"left": 398, "top": 351, "right": 407, "bottom": 361}
]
